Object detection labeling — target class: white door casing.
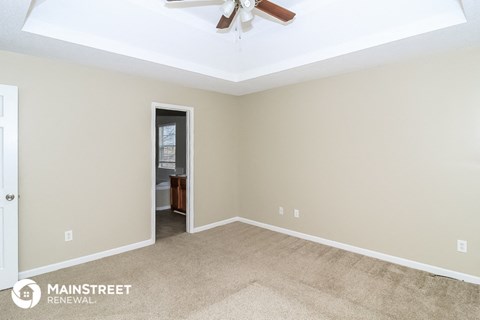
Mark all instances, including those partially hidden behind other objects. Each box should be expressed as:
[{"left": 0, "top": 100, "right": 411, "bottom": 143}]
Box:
[
  {"left": 151, "top": 103, "right": 194, "bottom": 236},
  {"left": 0, "top": 84, "right": 18, "bottom": 290}
]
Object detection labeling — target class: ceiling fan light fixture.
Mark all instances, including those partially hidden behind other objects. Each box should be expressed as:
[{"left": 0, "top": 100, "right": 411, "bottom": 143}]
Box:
[
  {"left": 240, "top": 0, "right": 254, "bottom": 11},
  {"left": 168, "top": 0, "right": 296, "bottom": 31},
  {"left": 240, "top": 9, "right": 254, "bottom": 22},
  {"left": 221, "top": 0, "right": 236, "bottom": 18}
]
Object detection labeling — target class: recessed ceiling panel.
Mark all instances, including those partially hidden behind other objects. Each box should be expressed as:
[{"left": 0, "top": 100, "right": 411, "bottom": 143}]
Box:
[{"left": 22, "top": 0, "right": 466, "bottom": 82}]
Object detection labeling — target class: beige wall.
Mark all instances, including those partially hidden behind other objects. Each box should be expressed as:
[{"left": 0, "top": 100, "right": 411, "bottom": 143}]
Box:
[
  {"left": 239, "top": 47, "right": 480, "bottom": 277},
  {"left": 0, "top": 50, "right": 240, "bottom": 271},
  {"left": 2, "top": 46, "right": 480, "bottom": 278}
]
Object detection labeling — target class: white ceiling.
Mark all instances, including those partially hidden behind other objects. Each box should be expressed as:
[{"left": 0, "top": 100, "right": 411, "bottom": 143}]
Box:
[{"left": 0, "top": 0, "right": 479, "bottom": 95}]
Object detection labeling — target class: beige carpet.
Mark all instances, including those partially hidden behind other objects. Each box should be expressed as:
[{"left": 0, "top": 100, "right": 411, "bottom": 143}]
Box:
[{"left": 1, "top": 222, "right": 479, "bottom": 319}]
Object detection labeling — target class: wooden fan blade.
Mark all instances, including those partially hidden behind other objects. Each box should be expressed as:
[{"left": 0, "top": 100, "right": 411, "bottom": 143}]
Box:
[
  {"left": 256, "top": 0, "right": 296, "bottom": 22},
  {"left": 216, "top": 7, "right": 238, "bottom": 29}
]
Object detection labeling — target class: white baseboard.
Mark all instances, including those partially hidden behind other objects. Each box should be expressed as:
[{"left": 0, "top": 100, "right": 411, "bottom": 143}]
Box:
[
  {"left": 156, "top": 206, "right": 171, "bottom": 211},
  {"left": 19, "top": 217, "right": 480, "bottom": 286},
  {"left": 193, "top": 217, "right": 240, "bottom": 233},
  {"left": 19, "top": 238, "right": 155, "bottom": 279},
  {"left": 236, "top": 217, "right": 480, "bottom": 285}
]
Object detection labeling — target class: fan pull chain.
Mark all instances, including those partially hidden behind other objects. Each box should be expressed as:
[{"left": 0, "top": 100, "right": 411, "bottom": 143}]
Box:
[{"left": 235, "top": 18, "right": 243, "bottom": 52}]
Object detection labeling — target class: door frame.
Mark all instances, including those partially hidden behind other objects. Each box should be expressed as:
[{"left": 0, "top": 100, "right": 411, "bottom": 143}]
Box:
[{"left": 151, "top": 102, "right": 194, "bottom": 237}]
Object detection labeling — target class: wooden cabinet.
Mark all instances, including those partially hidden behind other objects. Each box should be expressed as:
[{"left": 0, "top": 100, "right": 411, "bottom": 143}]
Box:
[{"left": 170, "top": 176, "right": 187, "bottom": 213}]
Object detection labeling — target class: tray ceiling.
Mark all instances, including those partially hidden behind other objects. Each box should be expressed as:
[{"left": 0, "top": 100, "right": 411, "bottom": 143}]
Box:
[{"left": 1, "top": 0, "right": 479, "bottom": 95}]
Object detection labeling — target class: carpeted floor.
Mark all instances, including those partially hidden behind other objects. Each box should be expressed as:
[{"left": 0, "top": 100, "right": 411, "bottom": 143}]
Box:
[{"left": 1, "top": 222, "right": 479, "bottom": 319}]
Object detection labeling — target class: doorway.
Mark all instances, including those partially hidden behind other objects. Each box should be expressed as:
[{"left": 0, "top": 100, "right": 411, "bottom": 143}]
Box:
[{"left": 151, "top": 103, "right": 194, "bottom": 241}]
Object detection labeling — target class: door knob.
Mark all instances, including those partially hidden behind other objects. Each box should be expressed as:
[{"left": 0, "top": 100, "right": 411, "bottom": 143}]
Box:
[{"left": 6, "top": 194, "right": 15, "bottom": 201}]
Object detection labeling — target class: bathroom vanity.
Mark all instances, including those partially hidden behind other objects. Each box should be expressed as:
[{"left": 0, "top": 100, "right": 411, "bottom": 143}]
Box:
[{"left": 170, "top": 175, "right": 187, "bottom": 213}]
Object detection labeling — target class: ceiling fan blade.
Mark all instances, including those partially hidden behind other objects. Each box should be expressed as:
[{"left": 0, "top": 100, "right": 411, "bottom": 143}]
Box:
[
  {"left": 216, "top": 7, "right": 238, "bottom": 29},
  {"left": 256, "top": 0, "right": 296, "bottom": 22}
]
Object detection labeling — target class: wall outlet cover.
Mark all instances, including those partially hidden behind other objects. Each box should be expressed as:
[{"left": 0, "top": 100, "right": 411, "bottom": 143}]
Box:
[
  {"left": 65, "top": 230, "right": 73, "bottom": 242},
  {"left": 457, "top": 240, "right": 467, "bottom": 253}
]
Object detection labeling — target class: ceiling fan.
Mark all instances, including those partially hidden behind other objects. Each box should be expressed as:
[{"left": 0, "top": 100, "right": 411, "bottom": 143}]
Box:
[{"left": 165, "top": 0, "right": 296, "bottom": 30}]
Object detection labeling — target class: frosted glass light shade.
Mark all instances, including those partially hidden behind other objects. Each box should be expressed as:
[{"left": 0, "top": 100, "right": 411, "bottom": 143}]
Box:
[
  {"left": 240, "top": 0, "right": 254, "bottom": 11},
  {"left": 240, "top": 9, "right": 253, "bottom": 22},
  {"left": 222, "top": 0, "right": 236, "bottom": 18}
]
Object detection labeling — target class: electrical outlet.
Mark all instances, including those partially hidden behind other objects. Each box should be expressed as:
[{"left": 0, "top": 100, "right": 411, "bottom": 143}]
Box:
[
  {"left": 279, "top": 207, "right": 284, "bottom": 215},
  {"left": 294, "top": 209, "right": 300, "bottom": 218},
  {"left": 457, "top": 240, "right": 467, "bottom": 253},
  {"left": 65, "top": 230, "right": 73, "bottom": 242}
]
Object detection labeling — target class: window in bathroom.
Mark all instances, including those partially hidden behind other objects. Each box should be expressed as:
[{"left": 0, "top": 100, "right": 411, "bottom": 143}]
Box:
[{"left": 158, "top": 123, "right": 176, "bottom": 169}]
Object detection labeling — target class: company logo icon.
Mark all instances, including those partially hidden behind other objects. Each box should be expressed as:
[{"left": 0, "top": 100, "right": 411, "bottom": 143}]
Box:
[{"left": 11, "top": 279, "right": 42, "bottom": 309}]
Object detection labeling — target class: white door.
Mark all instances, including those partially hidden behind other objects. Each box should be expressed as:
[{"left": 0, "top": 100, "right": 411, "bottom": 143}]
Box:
[{"left": 0, "top": 84, "right": 18, "bottom": 290}]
